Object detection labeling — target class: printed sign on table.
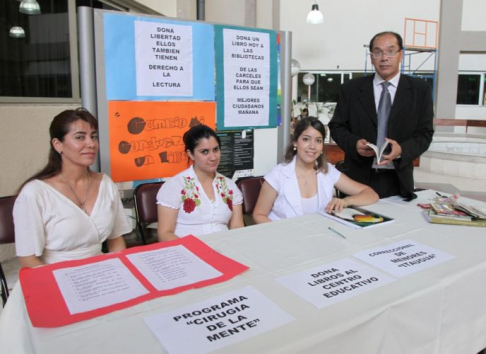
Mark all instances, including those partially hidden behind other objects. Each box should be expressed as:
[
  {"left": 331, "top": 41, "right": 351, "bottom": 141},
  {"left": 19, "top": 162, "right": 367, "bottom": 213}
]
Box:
[
  {"left": 353, "top": 239, "right": 455, "bottom": 278},
  {"left": 276, "top": 258, "right": 395, "bottom": 309},
  {"left": 144, "top": 286, "right": 294, "bottom": 354}
]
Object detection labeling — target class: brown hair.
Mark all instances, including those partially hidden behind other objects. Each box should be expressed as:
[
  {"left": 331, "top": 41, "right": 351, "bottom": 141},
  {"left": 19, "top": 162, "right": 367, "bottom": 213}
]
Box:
[
  {"left": 284, "top": 117, "right": 328, "bottom": 173},
  {"left": 17, "top": 108, "right": 98, "bottom": 193}
]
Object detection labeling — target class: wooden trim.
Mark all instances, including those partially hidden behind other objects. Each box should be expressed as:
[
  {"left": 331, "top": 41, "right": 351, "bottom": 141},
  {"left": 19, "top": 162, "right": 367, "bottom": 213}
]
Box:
[{"left": 434, "top": 119, "right": 486, "bottom": 133}]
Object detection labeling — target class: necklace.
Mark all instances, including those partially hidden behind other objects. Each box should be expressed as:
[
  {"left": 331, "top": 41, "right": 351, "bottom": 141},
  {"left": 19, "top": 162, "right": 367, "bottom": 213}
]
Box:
[
  {"left": 61, "top": 171, "right": 91, "bottom": 213},
  {"left": 296, "top": 169, "right": 315, "bottom": 186}
]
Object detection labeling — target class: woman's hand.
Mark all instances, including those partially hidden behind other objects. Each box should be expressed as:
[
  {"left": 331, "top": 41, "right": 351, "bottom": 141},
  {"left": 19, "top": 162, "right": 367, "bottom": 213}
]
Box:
[{"left": 325, "top": 197, "right": 351, "bottom": 213}]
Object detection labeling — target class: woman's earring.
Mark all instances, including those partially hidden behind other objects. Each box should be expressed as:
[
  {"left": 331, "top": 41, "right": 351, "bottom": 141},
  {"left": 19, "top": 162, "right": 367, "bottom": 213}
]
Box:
[{"left": 293, "top": 147, "right": 297, "bottom": 151}]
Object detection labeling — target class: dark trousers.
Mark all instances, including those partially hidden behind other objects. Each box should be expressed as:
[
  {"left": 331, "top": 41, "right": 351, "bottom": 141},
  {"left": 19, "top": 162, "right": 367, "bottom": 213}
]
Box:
[{"left": 368, "top": 169, "right": 401, "bottom": 198}]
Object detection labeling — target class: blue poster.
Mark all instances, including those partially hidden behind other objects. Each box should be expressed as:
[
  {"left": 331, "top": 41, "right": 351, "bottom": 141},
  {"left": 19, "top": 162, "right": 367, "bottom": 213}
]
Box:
[{"left": 104, "top": 13, "right": 215, "bottom": 101}]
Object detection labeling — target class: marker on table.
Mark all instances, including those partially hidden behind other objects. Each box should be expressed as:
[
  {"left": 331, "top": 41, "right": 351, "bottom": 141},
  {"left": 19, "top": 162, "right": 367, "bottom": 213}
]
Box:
[{"left": 328, "top": 227, "right": 346, "bottom": 239}]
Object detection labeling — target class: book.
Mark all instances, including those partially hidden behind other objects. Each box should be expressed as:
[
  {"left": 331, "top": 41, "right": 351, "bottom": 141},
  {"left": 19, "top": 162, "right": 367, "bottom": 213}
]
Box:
[
  {"left": 366, "top": 140, "right": 390, "bottom": 163},
  {"left": 318, "top": 206, "right": 395, "bottom": 229},
  {"left": 449, "top": 200, "right": 486, "bottom": 220},
  {"left": 425, "top": 210, "right": 486, "bottom": 227},
  {"left": 430, "top": 202, "right": 471, "bottom": 220}
]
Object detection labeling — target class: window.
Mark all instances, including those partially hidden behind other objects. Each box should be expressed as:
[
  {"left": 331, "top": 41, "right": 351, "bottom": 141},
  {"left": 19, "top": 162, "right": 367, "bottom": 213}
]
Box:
[
  {"left": 0, "top": 0, "right": 150, "bottom": 102},
  {"left": 1, "top": 1, "right": 71, "bottom": 98},
  {"left": 483, "top": 75, "right": 486, "bottom": 106},
  {"left": 457, "top": 74, "right": 481, "bottom": 105},
  {"left": 296, "top": 72, "right": 365, "bottom": 103},
  {"left": 316, "top": 73, "right": 342, "bottom": 103}
]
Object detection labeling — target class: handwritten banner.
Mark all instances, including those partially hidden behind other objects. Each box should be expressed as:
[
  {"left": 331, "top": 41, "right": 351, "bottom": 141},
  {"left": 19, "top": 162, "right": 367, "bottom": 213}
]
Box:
[
  {"left": 276, "top": 258, "right": 395, "bottom": 309},
  {"left": 108, "top": 101, "right": 216, "bottom": 182},
  {"left": 353, "top": 239, "right": 455, "bottom": 278},
  {"left": 144, "top": 286, "right": 294, "bottom": 353}
]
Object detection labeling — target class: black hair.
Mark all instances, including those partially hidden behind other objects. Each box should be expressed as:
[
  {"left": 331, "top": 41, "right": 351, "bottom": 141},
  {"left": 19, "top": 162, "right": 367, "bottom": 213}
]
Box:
[
  {"left": 284, "top": 117, "right": 328, "bottom": 173},
  {"left": 369, "top": 31, "right": 403, "bottom": 51},
  {"left": 183, "top": 124, "right": 221, "bottom": 157}
]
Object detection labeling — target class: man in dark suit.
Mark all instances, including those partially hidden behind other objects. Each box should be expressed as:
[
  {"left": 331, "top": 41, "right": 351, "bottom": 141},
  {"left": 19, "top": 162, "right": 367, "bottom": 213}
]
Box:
[{"left": 329, "top": 31, "right": 434, "bottom": 200}]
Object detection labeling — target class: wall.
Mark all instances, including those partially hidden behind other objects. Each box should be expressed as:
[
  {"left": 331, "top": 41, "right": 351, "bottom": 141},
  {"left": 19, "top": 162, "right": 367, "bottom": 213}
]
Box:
[
  {"left": 462, "top": 0, "right": 486, "bottom": 31},
  {"left": 436, "top": 0, "right": 486, "bottom": 119},
  {"left": 283, "top": 0, "right": 486, "bottom": 120},
  {"left": 132, "top": 0, "right": 176, "bottom": 16},
  {"left": 0, "top": 104, "right": 78, "bottom": 197},
  {"left": 280, "top": 0, "right": 440, "bottom": 71},
  {"left": 206, "top": 0, "right": 246, "bottom": 26}
]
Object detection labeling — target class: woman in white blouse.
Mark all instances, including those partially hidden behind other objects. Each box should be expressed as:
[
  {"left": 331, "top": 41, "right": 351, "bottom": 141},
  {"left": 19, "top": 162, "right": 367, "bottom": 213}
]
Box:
[
  {"left": 156, "top": 125, "right": 244, "bottom": 241},
  {"left": 14, "top": 109, "right": 130, "bottom": 268},
  {"left": 253, "top": 117, "right": 378, "bottom": 223}
]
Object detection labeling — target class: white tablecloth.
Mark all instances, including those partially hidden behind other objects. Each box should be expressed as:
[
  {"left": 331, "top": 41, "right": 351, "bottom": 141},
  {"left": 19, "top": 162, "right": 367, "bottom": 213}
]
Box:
[{"left": 1, "top": 190, "right": 486, "bottom": 354}]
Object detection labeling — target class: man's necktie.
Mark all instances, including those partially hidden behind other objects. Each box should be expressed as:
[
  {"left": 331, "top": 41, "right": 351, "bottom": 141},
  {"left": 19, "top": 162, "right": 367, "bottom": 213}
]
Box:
[{"left": 376, "top": 81, "right": 391, "bottom": 152}]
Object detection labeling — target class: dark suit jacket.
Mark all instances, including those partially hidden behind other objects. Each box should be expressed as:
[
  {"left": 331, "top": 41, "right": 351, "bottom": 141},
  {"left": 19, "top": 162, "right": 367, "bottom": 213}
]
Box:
[{"left": 328, "top": 74, "right": 434, "bottom": 199}]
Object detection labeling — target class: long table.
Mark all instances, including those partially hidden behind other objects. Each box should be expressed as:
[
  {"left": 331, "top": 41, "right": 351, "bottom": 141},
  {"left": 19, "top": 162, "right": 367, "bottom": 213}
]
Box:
[{"left": 2, "top": 190, "right": 486, "bottom": 354}]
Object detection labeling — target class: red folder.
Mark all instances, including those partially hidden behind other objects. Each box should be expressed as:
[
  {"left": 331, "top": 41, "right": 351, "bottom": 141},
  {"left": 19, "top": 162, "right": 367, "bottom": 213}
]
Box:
[{"left": 20, "top": 235, "right": 249, "bottom": 328}]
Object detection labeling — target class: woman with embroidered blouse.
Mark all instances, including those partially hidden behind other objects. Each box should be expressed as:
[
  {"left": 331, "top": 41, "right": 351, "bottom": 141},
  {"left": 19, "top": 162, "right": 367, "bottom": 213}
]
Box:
[{"left": 156, "top": 125, "right": 244, "bottom": 241}]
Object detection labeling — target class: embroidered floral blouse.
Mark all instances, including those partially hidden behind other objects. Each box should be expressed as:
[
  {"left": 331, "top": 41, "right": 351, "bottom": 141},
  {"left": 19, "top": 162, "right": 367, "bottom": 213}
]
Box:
[{"left": 156, "top": 165, "right": 243, "bottom": 237}]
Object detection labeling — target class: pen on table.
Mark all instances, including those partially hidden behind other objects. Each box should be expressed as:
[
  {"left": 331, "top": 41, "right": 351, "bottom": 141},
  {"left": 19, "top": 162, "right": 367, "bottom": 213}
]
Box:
[{"left": 328, "top": 227, "right": 346, "bottom": 239}]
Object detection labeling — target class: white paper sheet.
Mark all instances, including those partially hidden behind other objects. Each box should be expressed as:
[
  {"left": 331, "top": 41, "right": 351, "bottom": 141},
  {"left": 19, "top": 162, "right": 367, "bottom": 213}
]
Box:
[
  {"left": 353, "top": 239, "right": 456, "bottom": 278},
  {"left": 126, "top": 245, "right": 223, "bottom": 291},
  {"left": 223, "top": 29, "right": 270, "bottom": 127},
  {"left": 53, "top": 258, "right": 149, "bottom": 315},
  {"left": 144, "top": 286, "right": 294, "bottom": 354},
  {"left": 135, "top": 21, "right": 193, "bottom": 96},
  {"left": 276, "top": 258, "right": 395, "bottom": 309}
]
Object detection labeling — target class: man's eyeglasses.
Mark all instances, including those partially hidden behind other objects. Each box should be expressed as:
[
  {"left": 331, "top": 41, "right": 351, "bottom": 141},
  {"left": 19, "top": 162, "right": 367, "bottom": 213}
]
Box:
[{"left": 371, "top": 49, "right": 401, "bottom": 59}]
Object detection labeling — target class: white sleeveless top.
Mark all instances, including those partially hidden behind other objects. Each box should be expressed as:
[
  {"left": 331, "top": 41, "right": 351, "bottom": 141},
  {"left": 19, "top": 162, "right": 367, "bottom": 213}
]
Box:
[{"left": 301, "top": 194, "right": 319, "bottom": 215}]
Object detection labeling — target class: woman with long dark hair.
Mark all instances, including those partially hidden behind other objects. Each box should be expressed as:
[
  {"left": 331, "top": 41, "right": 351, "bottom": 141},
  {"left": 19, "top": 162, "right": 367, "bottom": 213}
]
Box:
[
  {"left": 253, "top": 117, "right": 378, "bottom": 223},
  {"left": 14, "top": 108, "right": 130, "bottom": 268},
  {"left": 156, "top": 124, "right": 244, "bottom": 241}
]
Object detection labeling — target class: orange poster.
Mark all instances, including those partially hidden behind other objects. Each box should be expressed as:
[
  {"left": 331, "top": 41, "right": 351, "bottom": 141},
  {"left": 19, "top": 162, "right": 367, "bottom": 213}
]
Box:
[{"left": 108, "top": 101, "right": 216, "bottom": 182}]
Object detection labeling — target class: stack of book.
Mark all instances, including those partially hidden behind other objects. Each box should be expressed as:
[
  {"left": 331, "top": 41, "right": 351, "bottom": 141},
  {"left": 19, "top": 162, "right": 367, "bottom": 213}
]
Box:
[{"left": 425, "top": 200, "right": 486, "bottom": 227}]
